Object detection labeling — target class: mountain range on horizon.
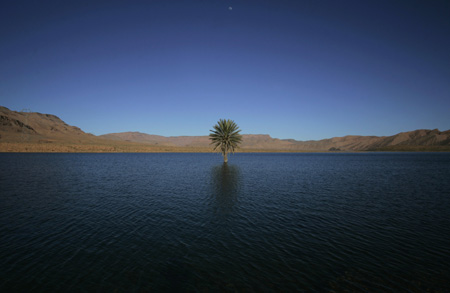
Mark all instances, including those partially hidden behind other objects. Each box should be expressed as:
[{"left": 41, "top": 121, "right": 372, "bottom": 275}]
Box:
[{"left": 1, "top": 106, "right": 450, "bottom": 152}]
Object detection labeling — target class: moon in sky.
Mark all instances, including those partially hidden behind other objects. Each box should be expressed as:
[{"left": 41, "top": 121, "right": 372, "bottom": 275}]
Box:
[{"left": 228, "top": 6, "right": 232, "bottom": 10}]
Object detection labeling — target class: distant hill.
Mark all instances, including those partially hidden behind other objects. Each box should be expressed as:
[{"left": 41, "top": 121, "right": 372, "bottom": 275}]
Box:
[
  {"left": 1, "top": 106, "right": 449, "bottom": 152},
  {"left": 286, "top": 129, "right": 450, "bottom": 151},
  {"left": 0, "top": 106, "right": 197, "bottom": 152},
  {"left": 0, "top": 106, "right": 93, "bottom": 142},
  {"left": 99, "top": 132, "right": 210, "bottom": 147},
  {"left": 100, "top": 129, "right": 450, "bottom": 151}
]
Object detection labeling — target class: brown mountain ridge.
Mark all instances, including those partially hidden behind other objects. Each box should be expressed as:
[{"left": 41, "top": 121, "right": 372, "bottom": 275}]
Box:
[
  {"left": 100, "top": 130, "right": 450, "bottom": 151},
  {"left": 1, "top": 106, "right": 449, "bottom": 152}
]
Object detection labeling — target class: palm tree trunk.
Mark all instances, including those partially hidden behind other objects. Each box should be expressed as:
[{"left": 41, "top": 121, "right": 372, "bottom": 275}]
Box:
[{"left": 223, "top": 152, "right": 228, "bottom": 163}]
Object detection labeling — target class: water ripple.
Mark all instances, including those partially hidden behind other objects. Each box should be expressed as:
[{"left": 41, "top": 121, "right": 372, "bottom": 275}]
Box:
[{"left": 1, "top": 153, "right": 450, "bottom": 291}]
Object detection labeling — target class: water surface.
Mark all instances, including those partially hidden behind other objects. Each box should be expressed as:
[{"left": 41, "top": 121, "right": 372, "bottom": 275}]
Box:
[{"left": 1, "top": 153, "right": 449, "bottom": 291}]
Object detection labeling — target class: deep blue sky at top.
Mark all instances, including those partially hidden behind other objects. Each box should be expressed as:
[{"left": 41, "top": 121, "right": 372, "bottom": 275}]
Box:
[{"left": 1, "top": 0, "right": 449, "bottom": 140}]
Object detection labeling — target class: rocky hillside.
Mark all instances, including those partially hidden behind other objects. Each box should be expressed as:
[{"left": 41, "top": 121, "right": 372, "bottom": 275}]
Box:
[
  {"left": 0, "top": 106, "right": 201, "bottom": 152},
  {"left": 278, "top": 130, "right": 448, "bottom": 151},
  {"left": 1, "top": 106, "right": 449, "bottom": 152},
  {"left": 100, "top": 129, "right": 450, "bottom": 151},
  {"left": 0, "top": 106, "right": 93, "bottom": 142}
]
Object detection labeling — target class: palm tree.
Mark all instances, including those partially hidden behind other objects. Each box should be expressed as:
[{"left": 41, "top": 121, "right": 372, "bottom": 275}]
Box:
[{"left": 209, "top": 119, "right": 242, "bottom": 163}]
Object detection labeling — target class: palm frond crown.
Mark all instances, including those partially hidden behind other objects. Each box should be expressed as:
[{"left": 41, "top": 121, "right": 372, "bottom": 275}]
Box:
[{"left": 209, "top": 119, "right": 242, "bottom": 159}]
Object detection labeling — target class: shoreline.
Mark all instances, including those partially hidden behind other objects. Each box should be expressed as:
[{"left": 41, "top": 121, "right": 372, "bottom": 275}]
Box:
[
  {"left": 1, "top": 141, "right": 450, "bottom": 153},
  {"left": 1, "top": 143, "right": 449, "bottom": 153}
]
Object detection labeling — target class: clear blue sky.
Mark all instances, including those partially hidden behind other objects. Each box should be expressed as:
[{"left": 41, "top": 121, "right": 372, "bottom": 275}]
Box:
[{"left": 1, "top": 0, "right": 449, "bottom": 140}]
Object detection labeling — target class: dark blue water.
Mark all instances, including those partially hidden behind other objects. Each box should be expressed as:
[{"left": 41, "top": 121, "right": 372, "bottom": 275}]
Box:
[{"left": 1, "top": 153, "right": 450, "bottom": 291}]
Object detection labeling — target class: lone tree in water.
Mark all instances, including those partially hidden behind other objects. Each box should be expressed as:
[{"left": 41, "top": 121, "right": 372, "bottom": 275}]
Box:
[{"left": 209, "top": 119, "right": 242, "bottom": 163}]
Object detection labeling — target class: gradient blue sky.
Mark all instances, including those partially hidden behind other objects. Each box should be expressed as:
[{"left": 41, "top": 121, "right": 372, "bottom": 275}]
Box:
[{"left": 1, "top": 0, "right": 449, "bottom": 140}]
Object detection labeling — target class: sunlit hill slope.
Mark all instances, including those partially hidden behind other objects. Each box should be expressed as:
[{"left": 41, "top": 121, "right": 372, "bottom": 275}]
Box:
[{"left": 1, "top": 106, "right": 449, "bottom": 152}]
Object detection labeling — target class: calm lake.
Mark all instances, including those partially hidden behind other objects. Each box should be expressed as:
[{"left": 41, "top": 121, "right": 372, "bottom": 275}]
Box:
[{"left": 1, "top": 153, "right": 449, "bottom": 291}]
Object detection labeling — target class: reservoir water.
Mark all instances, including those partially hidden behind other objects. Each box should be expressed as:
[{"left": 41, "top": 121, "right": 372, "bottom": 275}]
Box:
[{"left": 1, "top": 153, "right": 449, "bottom": 291}]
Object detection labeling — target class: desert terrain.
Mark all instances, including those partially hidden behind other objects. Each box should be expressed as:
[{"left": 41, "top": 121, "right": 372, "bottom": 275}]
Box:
[{"left": 1, "top": 106, "right": 449, "bottom": 152}]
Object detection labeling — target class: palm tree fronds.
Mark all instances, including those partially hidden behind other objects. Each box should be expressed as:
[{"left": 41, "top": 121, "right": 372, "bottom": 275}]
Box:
[{"left": 209, "top": 119, "right": 243, "bottom": 162}]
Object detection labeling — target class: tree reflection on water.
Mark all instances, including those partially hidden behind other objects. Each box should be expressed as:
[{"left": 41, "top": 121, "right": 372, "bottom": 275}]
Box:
[{"left": 210, "top": 163, "right": 241, "bottom": 216}]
